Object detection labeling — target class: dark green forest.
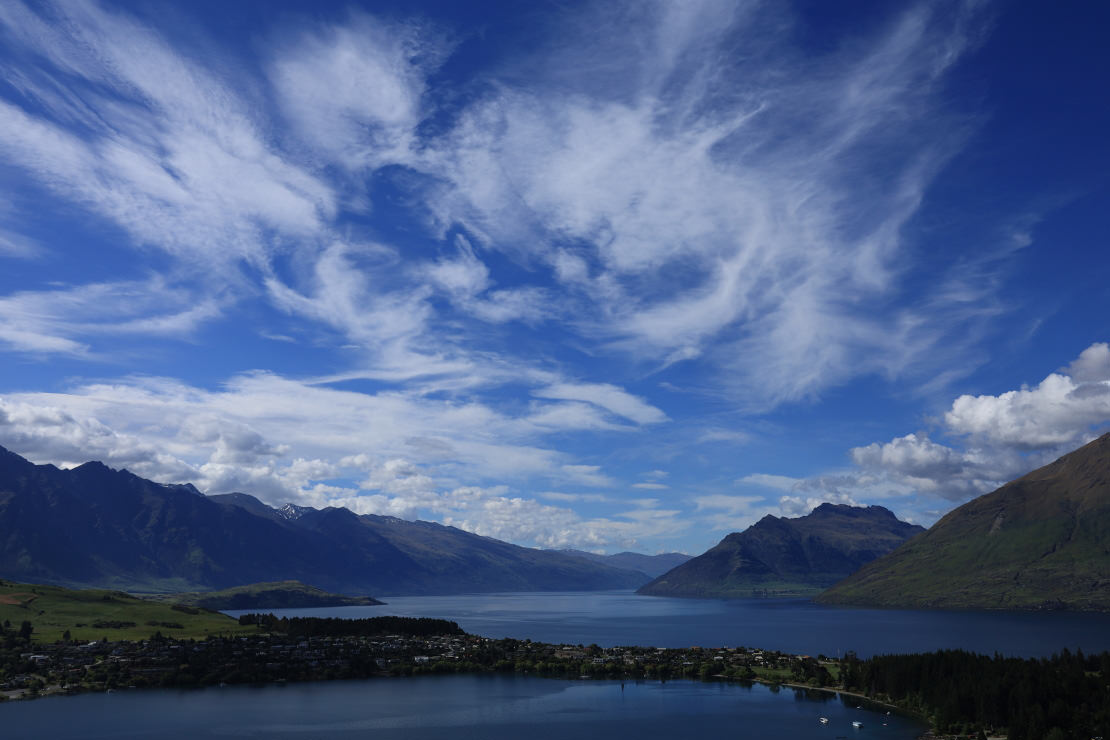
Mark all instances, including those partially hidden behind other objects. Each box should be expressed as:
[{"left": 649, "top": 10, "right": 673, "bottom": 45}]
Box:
[
  {"left": 237, "top": 613, "right": 465, "bottom": 637},
  {"left": 841, "top": 648, "right": 1110, "bottom": 739}
]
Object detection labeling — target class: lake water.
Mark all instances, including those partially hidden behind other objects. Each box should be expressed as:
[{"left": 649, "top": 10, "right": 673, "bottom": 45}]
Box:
[
  {"left": 0, "top": 674, "right": 926, "bottom": 739},
  {"left": 9, "top": 593, "right": 1106, "bottom": 737},
  {"left": 229, "top": 590, "right": 1110, "bottom": 659}
]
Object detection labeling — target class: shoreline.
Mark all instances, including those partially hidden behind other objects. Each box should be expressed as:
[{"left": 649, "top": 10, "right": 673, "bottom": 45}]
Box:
[
  {"left": 0, "top": 649, "right": 1000, "bottom": 739},
  {"left": 1, "top": 670, "right": 922, "bottom": 717},
  {"left": 3, "top": 654, "right": 936, "bottom": 734},
  {"left": 765, "top": 679, "right": 900, "bottom": 711},
  {"left": 3, "top": 611, "right": 1073, "bottom": 737},
  {"left": 756, "top": 679, "right": 935, "bottom": 734}
]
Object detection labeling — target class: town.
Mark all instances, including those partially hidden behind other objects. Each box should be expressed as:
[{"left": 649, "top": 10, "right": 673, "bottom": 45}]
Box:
[
  {"left": 0, "top": 615, "right": 835, "bottom": 700},
  {"left": 6, "top": 615, "right": 1110, "bottom": 738}
]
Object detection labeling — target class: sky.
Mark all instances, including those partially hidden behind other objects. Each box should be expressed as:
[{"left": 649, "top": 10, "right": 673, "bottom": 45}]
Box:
[{"left": 0, "top": 0, "right": 1107, "bottom": 556}]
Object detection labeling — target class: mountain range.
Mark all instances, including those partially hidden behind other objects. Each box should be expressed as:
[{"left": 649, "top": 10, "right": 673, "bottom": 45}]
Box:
[
  {"left": 818, "top": 433, "right": 1110, "bottom": 610},
  {"left": 638, "top": 503, "right": 925, "bottom": 598},
  {"left": 0, "top": 446, "right": 648, "bottom": 595},
  {"left": 7, "top": 431, "right": 1107, "bottom": 610},
  {"left": 557, "top": 549, "right": 692, "bottom": 578}
]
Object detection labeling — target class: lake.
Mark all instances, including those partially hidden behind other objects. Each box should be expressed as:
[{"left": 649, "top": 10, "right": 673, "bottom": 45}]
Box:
[
  {"left": 229, "top": 590, "right": 1110, "bottom": 658},
  {"left": 9, "top": 591, "right": 1108, "bottom": 737},
  {"left": 0, "top": 674, "right": 926, "bottom": 739}
]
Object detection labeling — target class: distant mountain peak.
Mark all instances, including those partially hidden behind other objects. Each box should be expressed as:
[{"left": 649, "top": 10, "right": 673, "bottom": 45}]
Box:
[
  {"left": 277, "top": 503, "right": 313, "bottom": 520},
  {"left": 72, "top": 459, "right": 111, "bottom": 473},
  {"left": 166, "top": 482, "right": 203, "bottom": 497},
  {"left": 810, "top": 502, "right": 897, "bottom": 518},
  {"left": 639, "top": 503, "right": 923, "bottom": 599},
  {"left": 554, "top": 549, "right": 692, "bottom": 578},
  {"left": 0, "top": 445, "right": 35, "bottom": 472}
]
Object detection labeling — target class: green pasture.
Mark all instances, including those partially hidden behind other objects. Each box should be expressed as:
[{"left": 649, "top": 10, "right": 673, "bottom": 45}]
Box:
[{"left": 0, "top": 579, "right": 256, "bottom": 643}]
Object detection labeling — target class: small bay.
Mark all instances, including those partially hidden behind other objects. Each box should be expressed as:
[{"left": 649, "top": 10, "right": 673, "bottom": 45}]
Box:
[
  {"left": 229, "top": 590, "right": 1110, "bottom": 658},
  {"left": 0, "top": 674, "right": 925, "bottom": 739}
]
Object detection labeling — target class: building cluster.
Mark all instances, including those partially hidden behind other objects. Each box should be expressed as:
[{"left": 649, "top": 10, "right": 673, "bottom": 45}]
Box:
[{"left": 1, "top": 629, "right": 836, "bottom": 700}]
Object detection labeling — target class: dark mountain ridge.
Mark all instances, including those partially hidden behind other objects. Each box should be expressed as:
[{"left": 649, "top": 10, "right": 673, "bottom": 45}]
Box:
[
  {"left": 638, "top": 503, "right": 924, "bottom": 598},
  {"left": 0, "top": 446, "right": 648, "bottom": 595},
  {"left": 818, "top": 433, "right": 1110, "bottom": 610}
]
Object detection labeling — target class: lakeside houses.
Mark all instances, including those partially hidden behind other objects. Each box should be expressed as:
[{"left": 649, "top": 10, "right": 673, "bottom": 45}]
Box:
[
  {"left": 5, "top": 621, "right": 1108, "bottom": 737},
  {"left": 0, "top": 626, "right": 829, "bottom": 701}
]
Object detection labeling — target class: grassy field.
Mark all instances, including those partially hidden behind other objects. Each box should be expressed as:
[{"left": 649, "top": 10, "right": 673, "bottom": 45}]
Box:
[
  {"left": 750, "top": 666, "right": 794, "bottom": 682},
  {"left": 0, "top": 579, "right": 257, "bottom": 643}
]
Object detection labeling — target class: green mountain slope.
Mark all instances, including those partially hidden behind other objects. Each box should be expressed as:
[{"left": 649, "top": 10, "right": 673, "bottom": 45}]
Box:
[
  {"left": 817, "top": 433, "right": 1110, "bottom": 610},
  {"left": 638, "top": 504, "right": 923, "bottom": 598}
]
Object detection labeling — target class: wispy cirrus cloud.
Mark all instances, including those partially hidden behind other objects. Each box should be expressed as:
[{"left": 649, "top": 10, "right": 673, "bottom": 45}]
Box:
[
  {"left": 534, "top": 382, "right": 666, "bottom": 425},
  {"left": 0, "top": 278, "right": 223, "bottom": 356},
  {"left": 412, "top": 1, "right": 992, "bottom": 408},
  {"left": 268, "top": 11, "right": 441, "bottom": 170},
  {"left": 0, "top": 227, "right": 41, "bottom": 259},
  {"left": 0, "top": 0, "right": 997, "bottom": 399},
  {"left": 0, "top": 0, "right": 1046, "bottom": 555},
  {"left": 0, "top": 2, "right": 333, "bottom": 270}
]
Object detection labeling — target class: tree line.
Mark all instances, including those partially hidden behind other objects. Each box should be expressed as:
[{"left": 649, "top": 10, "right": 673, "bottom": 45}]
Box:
[
  {"left": 839, "top": 648, "right": 1110, "bottom": 739},
  {"left": 237, "top": 613, "right": 465, "bottom": 637}
]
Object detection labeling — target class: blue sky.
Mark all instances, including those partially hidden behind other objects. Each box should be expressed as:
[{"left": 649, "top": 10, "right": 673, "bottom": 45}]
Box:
[{"left": 0, "top": 0, "right": 1107, "bottom": 555}]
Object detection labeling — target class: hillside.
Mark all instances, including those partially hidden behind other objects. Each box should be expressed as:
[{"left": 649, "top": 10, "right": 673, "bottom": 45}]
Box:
[
  {"left": 148, "top": 581, "right": 385, "bottom": 610},
  {"left": 0, "top": 446, "right": 649, "bottom": 595},
  {"left": 818, "top": 434, "right": 1110, "bottom": 610},
  {"left": 638, "top": 504, "right": 924, "bottom": 598},
  {"left": 0, "top": 579, "right": 250, "bottom": 643}
]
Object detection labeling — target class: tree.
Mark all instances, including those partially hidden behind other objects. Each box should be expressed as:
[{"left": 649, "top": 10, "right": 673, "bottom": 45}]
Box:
[{"left": 18, "top": 621, "right": 33, "bottom": 640}]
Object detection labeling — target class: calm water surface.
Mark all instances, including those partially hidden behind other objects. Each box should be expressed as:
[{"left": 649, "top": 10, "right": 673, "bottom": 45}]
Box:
[
  {"left": 230, "top": 590, "right": 1110, "bottom": 658},
  {"left": 1, "top": 675, "right": 925, "bottom": 739}
]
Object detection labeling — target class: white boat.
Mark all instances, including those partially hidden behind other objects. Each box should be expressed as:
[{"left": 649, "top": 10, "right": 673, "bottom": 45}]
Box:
[
  {"left": 852, "top": 720, "right": 863, "bottom": 728},
  {"left": 819, "top": 717, "right": 829, "bottom": 724}
]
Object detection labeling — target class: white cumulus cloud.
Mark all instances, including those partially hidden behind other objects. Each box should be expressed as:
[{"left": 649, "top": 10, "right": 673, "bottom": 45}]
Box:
[{"left": 748, "top": 342, "right": 1110, "bottom": 516}]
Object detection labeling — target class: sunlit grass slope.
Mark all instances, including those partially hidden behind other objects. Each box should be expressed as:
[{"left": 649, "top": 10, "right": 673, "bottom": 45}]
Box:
[{"left": 0, "top": 579, "right": 254, "bottom": 643}]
